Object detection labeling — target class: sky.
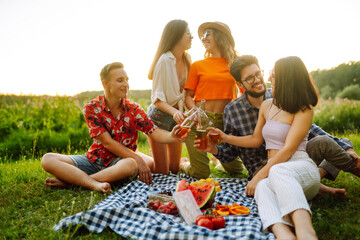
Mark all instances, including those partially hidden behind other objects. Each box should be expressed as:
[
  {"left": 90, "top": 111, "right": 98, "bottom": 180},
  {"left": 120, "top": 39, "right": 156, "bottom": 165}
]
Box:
[{"left": 1, "top": 0, "right": 359, "bottom": 96}]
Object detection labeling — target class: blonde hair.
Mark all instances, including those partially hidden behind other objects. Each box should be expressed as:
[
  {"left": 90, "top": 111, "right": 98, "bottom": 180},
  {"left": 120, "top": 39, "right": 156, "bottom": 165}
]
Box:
[
  {"left": 204, "top": 28, "right": 239, "bottom": 65},
  {"left": 100, "top": 62, "right": 124, "bottom": 81}
]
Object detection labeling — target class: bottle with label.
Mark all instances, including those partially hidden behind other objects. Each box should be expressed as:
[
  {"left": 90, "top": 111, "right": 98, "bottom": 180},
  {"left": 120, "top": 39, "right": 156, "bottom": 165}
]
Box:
[{"left": 196, "top": 100, "right": 208, "bottom": 150}]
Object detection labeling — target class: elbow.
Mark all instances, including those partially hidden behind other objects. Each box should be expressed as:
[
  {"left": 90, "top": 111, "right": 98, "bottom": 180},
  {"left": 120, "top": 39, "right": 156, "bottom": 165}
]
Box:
[
  {"left": 101, "top": 139, "right": 113, "bottom": 150},
  {"left": 251, "top": 138, "right": 264, "bottom": 148}
]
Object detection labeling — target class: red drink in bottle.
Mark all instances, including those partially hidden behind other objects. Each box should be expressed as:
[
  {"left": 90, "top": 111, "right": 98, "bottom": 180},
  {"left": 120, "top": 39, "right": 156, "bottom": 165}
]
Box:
[{"left": 196, "top": 129, "right": 207, "bottom": 150}]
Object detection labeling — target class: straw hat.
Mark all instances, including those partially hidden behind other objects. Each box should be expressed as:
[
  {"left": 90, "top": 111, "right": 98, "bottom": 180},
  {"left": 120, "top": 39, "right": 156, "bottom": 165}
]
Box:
[{"left": 198, "top": 21, "right": 235, "bottom": 46}]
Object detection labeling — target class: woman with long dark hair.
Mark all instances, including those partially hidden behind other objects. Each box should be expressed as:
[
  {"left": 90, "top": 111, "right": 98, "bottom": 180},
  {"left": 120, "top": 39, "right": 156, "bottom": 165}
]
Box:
[
  {"left": 147, "top": 19, "right": 192, "bottom": 174},
  {"left": 204, "top": 56, "right": 320, "bottom": 239}
]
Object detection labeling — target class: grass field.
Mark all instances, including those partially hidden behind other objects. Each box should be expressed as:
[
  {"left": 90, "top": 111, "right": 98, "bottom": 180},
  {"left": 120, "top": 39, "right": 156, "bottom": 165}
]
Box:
[
  {"left": 1, "top": 94, "right": 359, "bottom": 239},
  {"left": 1, "top": 136, "right": 359, "bottom": 240}
]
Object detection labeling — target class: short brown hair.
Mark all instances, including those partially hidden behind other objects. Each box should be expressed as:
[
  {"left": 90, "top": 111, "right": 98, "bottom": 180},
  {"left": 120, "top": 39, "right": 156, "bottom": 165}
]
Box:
[
  {"left": 100, "top": 62, "right": 124, "bottom": 81},
  {"left": 273, "top": 56, "right": 318, "bottom": 114},
  {"left": 230, "top": 55, "right": 260, "bottom": 83}
]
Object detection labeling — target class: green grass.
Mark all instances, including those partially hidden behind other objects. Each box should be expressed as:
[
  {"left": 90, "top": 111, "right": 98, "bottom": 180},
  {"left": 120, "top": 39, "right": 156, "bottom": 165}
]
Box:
[{"left": 1, "top": 136, "right": 359, "bottom": 240}]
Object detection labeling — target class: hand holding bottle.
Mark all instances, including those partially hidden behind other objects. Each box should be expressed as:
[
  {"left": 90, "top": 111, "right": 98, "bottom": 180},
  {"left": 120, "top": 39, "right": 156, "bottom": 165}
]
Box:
[
  {"left": 195, "top": 99, "right": 208, "bottom": 151},
  {"left": 174, "top": 108, "right": 199, "bottom": 138}
]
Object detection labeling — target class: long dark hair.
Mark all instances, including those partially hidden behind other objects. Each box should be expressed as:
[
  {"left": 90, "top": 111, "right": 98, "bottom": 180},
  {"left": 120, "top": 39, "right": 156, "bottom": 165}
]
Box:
[
  {"left": 148, "top": 19, "right": 190, "bottom": 80},
  {"left": 273, "top": 56, "right": 319, "bottom": 114}
]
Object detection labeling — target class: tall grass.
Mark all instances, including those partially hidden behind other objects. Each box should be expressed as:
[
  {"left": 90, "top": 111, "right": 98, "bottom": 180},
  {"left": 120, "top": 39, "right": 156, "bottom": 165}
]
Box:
[
  {"left": 1, "top": 94, "right": 360, "bottom": 162},
  {"left": 313, "top": 98, "right": 360, "bottom": 133},
  {"left": 1, "top": 139, "right": 359, "bottom": 239},
  {"left": 1, "top": 94, "right": 360, "bottom": 239}
]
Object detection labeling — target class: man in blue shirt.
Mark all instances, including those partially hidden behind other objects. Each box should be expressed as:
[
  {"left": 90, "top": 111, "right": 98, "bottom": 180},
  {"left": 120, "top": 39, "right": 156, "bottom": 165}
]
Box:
[{"left": 208, "top": 55, "right": 360, "bottom": 196}]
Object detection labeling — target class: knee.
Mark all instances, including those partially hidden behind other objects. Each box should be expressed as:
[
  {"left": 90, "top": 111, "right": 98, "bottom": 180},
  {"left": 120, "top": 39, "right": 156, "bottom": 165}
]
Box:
[
  {"left": 127, "top": 158, "right": 139, "bottom": 177},
  {"left": 41, "top": 153, "right": 56, "bottom": 171},
  {"left": 307, "top": 135, "right": 335, "bottom": 151},
  {"left": 268, "top": 165, "right": 287, "bottom": 183},
  {"left": 340, "top": 137, "right": 353, "bottom": 148},
  {"left": 307, "top": 135, "right": 330, "bottom": 151}
]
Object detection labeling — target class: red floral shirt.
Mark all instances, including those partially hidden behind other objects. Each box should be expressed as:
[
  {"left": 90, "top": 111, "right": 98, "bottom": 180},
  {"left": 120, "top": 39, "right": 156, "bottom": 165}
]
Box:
[{"left": 83, "top": 95, "right": 156, "bottom": 166}]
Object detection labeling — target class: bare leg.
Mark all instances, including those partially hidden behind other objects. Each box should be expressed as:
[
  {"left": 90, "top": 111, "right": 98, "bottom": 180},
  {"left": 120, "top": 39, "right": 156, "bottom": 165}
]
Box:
[
  {"left": 269, "top": 223, "right": 296, "bottom": 240},
  {"left": 41, "top": 153, "right": 137, "bottom": 193},
  {"left": 135, "top": 150, "right": 155, "bottom": 172},
  {"left": 290, "top": 209, "right": 317, "bottom": 240},
  {"left": 167, "top": 142, "right": 183, "bottom": 174},
  {"left": 147, "top": 136, "right": 168, "bottom": 174},
  {"left": 317, "top": 168, "right": 346, "bottom": 197},
  {"left": 318, "top": 167, "right": 327, "bottom": 178},
  {"left": 318, "top": 183, "right": 346, "bottom": 198},
  {"left": 90, "top": 158, "right": 139, "bottom": 183}
]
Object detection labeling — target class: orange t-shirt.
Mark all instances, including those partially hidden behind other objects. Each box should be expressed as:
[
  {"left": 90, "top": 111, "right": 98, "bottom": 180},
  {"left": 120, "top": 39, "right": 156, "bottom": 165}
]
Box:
[{"left": 184, "top": 57, "right": 238, "bottom": 102}]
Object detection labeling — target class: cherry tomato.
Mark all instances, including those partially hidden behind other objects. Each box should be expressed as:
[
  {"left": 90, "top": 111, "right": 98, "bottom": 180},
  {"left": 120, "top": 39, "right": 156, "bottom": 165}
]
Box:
[
  {"left": 196, "top": 214, "right": 209, "bottom": 225},
  {"left": 197, "top": 218, "right": 214, "bottom": 230},
  {"left": 211, "top": 215, "right": 226, "bottom": 230}
]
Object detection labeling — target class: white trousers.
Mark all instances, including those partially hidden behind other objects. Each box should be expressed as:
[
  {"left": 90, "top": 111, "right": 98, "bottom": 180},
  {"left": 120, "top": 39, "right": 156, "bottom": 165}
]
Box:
[{"left": 254, "top": 151, "right": 320, "bottom": 230}]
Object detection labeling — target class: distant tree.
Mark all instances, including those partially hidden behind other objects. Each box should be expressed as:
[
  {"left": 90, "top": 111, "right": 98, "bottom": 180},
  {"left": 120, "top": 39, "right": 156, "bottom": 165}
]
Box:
[
  {"left": 311, "top": 61, "right": 360, "bottom": 99},
  {"left": 336, "top": 84, "right": 360, "bottom": 100},
  {"left": 320, "top": 85, "right": 336, "bottom": 99}
]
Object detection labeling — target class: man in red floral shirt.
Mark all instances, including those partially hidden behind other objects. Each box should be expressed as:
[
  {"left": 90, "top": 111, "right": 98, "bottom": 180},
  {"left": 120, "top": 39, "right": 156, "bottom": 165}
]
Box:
[{"left": 41, "top": 62, "right": 187, "bottom": 193}]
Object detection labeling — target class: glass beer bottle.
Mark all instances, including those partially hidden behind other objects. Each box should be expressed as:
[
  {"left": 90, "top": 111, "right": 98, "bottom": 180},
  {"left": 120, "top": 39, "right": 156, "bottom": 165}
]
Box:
[
  {"left": 184, "top": 105, "right": 198, "bottom": 117},
  {"left": 175, "top": 109, "right": 198, "bottom": 138},
  {"left": 196, "top": 100, "right": 208, "bottom": 150}
]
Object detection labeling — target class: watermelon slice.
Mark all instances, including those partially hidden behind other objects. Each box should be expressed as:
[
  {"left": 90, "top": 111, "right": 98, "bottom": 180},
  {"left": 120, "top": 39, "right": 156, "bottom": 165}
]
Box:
[{"left": 175, "top": 179, "right": 216, "bottom": 209}]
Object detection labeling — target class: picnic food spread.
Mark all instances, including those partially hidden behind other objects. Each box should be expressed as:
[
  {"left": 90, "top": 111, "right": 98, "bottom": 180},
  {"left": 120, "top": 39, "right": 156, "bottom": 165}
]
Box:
[
  {"left": 196, "top": 209, "right": 226, "bottom": 230},
  {"left": 214, "top": 203, "right": 251, "bottom": 216},
  {"left": 147, "top": 178, "right": 251, "bottom": 230},
  {"left": 175, "top": 179, "right": 216, "bottom": 209}
]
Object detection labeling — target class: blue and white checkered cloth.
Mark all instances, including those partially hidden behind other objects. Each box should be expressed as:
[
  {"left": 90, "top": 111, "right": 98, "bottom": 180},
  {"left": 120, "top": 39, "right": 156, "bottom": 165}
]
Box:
[{"left": 53, "top": 173, "right": 275, "bottom": 239}]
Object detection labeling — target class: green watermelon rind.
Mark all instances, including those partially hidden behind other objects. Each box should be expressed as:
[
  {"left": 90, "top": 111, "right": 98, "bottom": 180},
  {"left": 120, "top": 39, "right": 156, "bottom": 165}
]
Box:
[
  {"left": 175, "top": 180, "right": 216, "bottom": 209},
  {"left": 200, "top": 187, "right": 216, "bottom": 209}
]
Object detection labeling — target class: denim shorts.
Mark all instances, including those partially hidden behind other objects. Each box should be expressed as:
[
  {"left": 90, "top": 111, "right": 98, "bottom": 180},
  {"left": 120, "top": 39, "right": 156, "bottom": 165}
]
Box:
[
  {"left": 147, "top": 105, "right": 177, "bottom": 131},
  {"left": 69, "top": 155, "right": 122, "bottom": 175}
]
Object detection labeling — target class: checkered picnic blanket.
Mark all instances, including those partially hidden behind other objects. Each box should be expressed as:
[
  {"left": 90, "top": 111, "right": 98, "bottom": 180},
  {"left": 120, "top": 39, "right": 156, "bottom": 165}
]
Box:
[{"left": 53, "top": 173, "right": 275, "bottom": 240}]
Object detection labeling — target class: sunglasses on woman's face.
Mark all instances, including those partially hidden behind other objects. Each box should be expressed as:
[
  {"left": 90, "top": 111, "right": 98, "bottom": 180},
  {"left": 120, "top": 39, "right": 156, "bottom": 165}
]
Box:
[{"left": 201, "top": 31, "right": 212, "bottom": 41}]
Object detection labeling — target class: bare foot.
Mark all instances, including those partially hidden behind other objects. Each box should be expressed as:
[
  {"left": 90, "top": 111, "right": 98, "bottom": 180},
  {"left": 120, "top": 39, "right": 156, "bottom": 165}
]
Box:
[
  {"left": 45, "top": 177, "right": 68, "bottom": 188},
  {"left": 95, "top": 182, "right": 112, "bottom": 194},
  {"left": 211, "top": 156, "right": 219, "bottom": 165},
  {"left": 318, "top": 183, "right": 346, "bottom": 198},
  {"left": 179, "top": 157, "right": 188, "bottom": 169}
]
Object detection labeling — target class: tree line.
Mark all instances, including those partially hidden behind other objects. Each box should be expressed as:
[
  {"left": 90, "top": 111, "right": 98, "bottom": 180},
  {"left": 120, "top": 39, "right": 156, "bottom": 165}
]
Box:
[{"left": 311, "top": 61, "right": 360, "bottom": 100}]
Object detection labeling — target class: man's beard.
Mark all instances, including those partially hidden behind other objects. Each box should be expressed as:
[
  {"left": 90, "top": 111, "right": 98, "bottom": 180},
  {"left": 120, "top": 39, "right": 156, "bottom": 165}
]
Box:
[{"left": 244, "top": 82, "right": 267, "bottom": 98}]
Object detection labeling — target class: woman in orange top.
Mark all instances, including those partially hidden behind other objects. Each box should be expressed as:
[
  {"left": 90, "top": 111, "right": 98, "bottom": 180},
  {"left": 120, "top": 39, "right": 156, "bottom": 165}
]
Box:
[{"left": 180, "top": 22, "right": 245, "bottom": 179}]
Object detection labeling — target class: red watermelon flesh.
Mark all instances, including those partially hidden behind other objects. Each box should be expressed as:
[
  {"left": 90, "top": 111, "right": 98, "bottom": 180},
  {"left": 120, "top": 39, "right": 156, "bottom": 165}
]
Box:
[
  {"left": 175, "top": 179, "right": 190, "bottom": 191},
  {"left": 175, "top": 180, "right": 216, "bottom": 209}
]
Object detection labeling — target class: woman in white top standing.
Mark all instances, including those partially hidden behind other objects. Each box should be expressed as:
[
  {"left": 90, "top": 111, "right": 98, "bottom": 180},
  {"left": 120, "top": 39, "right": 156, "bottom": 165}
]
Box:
[{"left": 147, "top": 19, "right": 192, "bottom": 175}]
